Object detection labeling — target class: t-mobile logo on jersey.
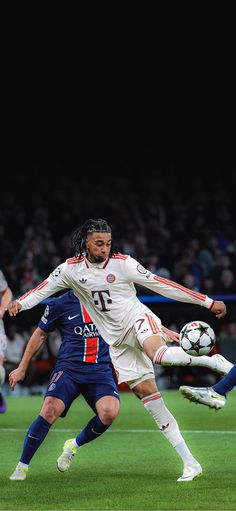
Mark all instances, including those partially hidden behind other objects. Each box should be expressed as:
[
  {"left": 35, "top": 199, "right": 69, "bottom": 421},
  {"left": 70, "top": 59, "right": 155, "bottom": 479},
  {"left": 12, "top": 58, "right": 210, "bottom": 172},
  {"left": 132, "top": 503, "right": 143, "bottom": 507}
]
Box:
[{"left": 91, "top": 290, "right": 112, "bottom": 311}]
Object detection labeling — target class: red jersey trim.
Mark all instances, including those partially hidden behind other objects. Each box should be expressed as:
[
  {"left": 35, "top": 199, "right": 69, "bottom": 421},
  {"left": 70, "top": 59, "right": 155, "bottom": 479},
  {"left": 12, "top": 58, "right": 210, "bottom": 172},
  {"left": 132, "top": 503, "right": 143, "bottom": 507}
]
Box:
[
  {"left": 18, "top": 280, "right": 49, "bottom": 301},
  {"left": 153, "top": 275, "right": 206, "bottom": 302},
  {"left": 209, "top": 300, "right": 215, "bottom": 310},
  {"left": 102, "top": 258, "right": 110, "bottom": 269},
  {"left": 83, "top": 257, "right": 110, "bottom": 269},
  {"left": 67, "top": 256, "right": 85, "bottom": 265},
  {"left": 111, "top": 253, "right": 128, "bottom": 260}
]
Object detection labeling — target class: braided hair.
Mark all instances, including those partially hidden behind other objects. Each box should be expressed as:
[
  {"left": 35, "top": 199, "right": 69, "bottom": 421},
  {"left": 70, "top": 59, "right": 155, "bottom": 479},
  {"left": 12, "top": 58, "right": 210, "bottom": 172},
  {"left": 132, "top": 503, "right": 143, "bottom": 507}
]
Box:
[{"left": 71, "top": 218, "right": 118, "bottom": 258}]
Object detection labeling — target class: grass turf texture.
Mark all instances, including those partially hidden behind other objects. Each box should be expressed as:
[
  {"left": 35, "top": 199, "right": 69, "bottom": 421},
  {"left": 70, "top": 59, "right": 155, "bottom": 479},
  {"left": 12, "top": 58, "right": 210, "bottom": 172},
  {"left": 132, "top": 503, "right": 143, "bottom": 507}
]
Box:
[{"left": 0, "top": 391, "right": 235, "bottom": 511}]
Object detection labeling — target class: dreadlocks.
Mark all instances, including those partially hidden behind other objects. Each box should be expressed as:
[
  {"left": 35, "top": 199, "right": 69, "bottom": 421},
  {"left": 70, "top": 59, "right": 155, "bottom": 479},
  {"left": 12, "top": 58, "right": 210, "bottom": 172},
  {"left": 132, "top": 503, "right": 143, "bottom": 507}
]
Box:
[{"left": 71, "top": 218, "right": 118, "bottom": 258}]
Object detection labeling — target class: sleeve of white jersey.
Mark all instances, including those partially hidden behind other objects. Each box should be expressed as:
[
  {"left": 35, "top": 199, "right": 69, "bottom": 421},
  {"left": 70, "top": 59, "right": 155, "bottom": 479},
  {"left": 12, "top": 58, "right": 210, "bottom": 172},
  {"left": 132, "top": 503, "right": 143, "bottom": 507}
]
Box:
[
  {"left": 16, "top": 263, "right": 70, "bottom": 311},
  {"left": 123, "top": 256, "right": 213, "bottom": 309}
]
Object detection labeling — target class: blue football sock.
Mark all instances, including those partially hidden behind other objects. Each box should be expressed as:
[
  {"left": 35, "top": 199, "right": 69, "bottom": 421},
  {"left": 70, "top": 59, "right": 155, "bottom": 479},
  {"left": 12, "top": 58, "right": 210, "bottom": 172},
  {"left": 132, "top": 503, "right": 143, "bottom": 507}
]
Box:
[
  {"left": 213, "top": 363, "right": 236, "bottom": 396},
  {"left": 75, "top": 415, "right": 110, "bottom": 446},
  {"left": 20, "top": 415, "right": 52, "bottom": 465}
]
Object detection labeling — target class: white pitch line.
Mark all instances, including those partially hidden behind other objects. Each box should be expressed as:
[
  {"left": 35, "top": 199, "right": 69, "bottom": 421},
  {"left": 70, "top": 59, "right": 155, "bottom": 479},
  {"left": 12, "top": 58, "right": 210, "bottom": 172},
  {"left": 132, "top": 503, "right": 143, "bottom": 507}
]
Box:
[{"left": 0, "top": 428, "right": 235, "bottom": 434}]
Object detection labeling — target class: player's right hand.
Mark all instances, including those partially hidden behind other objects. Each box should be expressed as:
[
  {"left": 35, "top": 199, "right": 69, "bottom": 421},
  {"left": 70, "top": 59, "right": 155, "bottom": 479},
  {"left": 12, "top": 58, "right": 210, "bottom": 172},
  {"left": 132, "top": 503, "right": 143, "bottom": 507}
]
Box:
[
  {"left": 7, "top": 300, "right": 22, "bottom": 316},
  {"left": 9, "top": 367, "right": 26, "bottom": 390},
  {"left": 211, "top": 300, "right": 227, "bottom": 319}
]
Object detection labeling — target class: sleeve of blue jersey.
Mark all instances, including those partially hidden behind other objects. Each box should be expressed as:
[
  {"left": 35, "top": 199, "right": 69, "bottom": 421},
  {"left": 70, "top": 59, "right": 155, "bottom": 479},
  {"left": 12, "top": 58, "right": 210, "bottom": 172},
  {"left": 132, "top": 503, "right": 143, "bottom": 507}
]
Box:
[{"left": 38, "top": 297, "right": 60, "bottom": 333}]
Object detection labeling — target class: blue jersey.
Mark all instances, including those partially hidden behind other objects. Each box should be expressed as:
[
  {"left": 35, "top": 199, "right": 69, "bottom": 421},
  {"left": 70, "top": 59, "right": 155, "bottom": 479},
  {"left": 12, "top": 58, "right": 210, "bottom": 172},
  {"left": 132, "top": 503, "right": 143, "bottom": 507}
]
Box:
[{"left": 38, "top": 291, "right": 111, "bottom": 370}]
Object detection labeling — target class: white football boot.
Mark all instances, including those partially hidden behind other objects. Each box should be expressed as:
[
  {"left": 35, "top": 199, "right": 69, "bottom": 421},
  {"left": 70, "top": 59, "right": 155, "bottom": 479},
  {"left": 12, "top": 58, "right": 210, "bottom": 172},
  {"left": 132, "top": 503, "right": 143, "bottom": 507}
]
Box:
[
  {"left": 57, "top": 438, "right": 77, "bottom": 472},
  {"left": 211, "top": 354, "right": 233, "bottom": 376},
  {"left": 179, "top": 385, "right": 226, "bottom": 410},
  {"left": 10, "top": 463, "right": 28, "bottom": 481},
  {"left": 177, "top": 460, "right": 202, "bottom": 482}
]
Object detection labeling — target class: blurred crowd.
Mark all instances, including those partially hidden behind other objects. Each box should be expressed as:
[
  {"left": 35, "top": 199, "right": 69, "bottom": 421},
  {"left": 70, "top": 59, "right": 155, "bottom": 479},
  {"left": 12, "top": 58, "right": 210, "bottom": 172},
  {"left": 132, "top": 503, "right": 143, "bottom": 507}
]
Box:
[
  {"left": 2, "top": 164, "right": 236, "bottom": 299},
  {"left": 1, "top": 161, "right": 236, "bottom": 392}
]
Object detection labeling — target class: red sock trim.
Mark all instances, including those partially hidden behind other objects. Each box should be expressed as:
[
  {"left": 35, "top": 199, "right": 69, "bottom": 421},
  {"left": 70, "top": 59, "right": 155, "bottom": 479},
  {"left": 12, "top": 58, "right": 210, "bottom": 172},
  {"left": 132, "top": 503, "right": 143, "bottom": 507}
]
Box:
[
  {"left": 154, "top": 346, "right": 168, "bottom": 364},
  {"left": 142, "top": 393, "right": 162, "bottom": 405}
]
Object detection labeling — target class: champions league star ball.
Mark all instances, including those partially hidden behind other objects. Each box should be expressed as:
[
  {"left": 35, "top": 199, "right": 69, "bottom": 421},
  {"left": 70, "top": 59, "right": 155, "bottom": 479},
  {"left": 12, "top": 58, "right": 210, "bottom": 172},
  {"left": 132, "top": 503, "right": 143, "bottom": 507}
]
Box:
[{"left": 179, "top": 320, "right": 216, "bottom": 356}]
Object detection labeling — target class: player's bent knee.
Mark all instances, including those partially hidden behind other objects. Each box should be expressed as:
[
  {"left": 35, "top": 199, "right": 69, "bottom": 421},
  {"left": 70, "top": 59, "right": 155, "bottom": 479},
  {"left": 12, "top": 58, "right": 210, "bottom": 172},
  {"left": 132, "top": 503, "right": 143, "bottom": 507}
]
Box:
[
  {"left": 108, "top": 403, "right": 120, "bottom": 421},
  {"left": 40, "top": 397, "right": 65, "bottom": 423},
  {"left": 97, "top": 397, "right": 120, "bottom": 423},
  {"left": 102, "top": 404, "right": 120, "bottom": 422},
  {"left": 100, "top": 410, "right": 118, "bottom": 423}
]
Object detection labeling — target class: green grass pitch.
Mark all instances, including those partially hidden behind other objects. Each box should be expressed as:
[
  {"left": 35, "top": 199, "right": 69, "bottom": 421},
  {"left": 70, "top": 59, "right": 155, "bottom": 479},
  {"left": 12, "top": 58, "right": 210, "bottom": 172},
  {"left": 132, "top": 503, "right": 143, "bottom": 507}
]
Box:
[{"left": 0, "top": 390, "right": 235, "bottom": 511}]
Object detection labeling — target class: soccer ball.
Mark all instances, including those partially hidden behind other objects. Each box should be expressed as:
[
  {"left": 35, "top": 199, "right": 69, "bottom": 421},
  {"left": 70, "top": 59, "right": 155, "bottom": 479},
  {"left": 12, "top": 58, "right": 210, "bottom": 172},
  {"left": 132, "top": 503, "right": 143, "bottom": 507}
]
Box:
[{"left": 179, "top": 320, "right": 215, "bottom": 356}]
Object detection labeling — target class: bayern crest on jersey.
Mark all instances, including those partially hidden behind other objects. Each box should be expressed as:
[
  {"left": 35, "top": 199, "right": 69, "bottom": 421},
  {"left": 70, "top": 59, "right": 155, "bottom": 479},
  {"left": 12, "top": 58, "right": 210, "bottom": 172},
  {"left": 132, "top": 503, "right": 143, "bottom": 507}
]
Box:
[{"left": 106, "top": 273, "right": 116, "bottom": 283}]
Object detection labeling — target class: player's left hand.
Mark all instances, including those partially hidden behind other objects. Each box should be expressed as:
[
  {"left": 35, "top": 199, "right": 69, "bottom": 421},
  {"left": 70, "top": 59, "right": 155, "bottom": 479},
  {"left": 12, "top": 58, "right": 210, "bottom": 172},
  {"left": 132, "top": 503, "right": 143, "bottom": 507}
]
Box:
[
  {"left": 7, "top": 300, "right": 22, "bottom": 317},
  {"left": 9, "top": 367, "right": 26, "bottom": 390},
  {"left": 211, "top": 300, "right": 227, "bottom": 319},
  {"left": 162, "top": 326, "right": 179, "bottom": 343}
]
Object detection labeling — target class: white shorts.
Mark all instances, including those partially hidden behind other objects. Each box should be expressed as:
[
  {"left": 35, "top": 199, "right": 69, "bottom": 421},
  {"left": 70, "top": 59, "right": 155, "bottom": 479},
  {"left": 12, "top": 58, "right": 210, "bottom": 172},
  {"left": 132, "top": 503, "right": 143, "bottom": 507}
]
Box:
[
  {"left": 110, "top": 310, "right": 165, "bottom": 386},
  {"left": 0, "top": 320, "right": 7, "bottom": 358}
]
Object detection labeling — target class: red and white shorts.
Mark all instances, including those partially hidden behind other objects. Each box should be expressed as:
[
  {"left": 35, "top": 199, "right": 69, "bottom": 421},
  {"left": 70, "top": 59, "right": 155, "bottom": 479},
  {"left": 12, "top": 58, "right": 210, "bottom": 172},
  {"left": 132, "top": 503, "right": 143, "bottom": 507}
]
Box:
[{"left": 110, "top": 310, "right": 165, "bottom": 386}]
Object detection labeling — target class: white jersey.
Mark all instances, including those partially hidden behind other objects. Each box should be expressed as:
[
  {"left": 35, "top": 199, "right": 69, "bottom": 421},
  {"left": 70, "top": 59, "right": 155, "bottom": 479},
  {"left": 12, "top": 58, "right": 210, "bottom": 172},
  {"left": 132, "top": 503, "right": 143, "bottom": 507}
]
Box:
[{"left": 17, "top": 253, "right": 213, "bottom": 346}]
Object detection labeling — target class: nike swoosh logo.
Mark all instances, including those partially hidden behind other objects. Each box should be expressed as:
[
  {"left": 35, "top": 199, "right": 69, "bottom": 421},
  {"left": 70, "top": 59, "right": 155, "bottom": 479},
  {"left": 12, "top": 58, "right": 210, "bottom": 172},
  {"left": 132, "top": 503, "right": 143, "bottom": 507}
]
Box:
[
  {"left": 91, "top": 428, "right": 101, "bottom": 435},
  {"left": 113, "top": 391, "right": 119, "bottom": 395},
  {"left": 68, "top": 314, "right": 80, "bottom": 320}
]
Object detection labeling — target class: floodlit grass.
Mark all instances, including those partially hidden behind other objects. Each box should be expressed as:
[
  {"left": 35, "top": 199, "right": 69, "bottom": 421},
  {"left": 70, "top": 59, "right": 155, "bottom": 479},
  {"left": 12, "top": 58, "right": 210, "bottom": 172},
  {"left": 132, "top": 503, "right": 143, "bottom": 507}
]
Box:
[{"left": 0, "top": 391, "right": 235, "bottom": 510}]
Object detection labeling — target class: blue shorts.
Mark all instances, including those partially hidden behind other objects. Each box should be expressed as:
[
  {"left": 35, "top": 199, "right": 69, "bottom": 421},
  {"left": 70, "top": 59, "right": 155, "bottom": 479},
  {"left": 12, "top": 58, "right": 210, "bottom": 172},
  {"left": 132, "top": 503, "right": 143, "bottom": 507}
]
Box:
[{"left": 44, "top": 363, "right": 119, "bottom": 417}]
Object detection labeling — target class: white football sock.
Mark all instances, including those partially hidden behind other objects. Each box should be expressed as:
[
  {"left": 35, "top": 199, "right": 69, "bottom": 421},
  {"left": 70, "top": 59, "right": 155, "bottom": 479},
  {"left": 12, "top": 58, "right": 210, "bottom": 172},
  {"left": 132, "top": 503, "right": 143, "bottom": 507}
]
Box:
[
  {"left": 175, "top": 441, "right": 197, "bottom": 464},
  {"left": 142, "top": 392, "right": 195, "bottom": 464},
  {"left": 154, "top": 346, "right": 217, "bottom": 370},
  {"left": 71, "top": 439, "right": 79, "bottom": 449}
]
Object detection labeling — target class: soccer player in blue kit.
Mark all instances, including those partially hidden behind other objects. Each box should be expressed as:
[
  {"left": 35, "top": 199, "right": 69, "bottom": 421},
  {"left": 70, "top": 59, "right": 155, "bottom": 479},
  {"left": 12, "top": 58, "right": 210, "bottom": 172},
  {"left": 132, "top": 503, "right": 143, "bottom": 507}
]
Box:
[{"left": 8, "top": 290, "right": 120, "bottom": 480}]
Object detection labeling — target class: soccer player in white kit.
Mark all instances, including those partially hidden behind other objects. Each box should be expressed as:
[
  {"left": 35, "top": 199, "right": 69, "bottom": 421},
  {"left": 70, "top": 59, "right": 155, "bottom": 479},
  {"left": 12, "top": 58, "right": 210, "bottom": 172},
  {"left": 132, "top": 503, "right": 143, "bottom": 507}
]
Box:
[
  {"left": 7, "top": 219, "right": 232, "bottom": 482},
  {"left": 0, "top": 269, "right": 12, "bottom": 413}
]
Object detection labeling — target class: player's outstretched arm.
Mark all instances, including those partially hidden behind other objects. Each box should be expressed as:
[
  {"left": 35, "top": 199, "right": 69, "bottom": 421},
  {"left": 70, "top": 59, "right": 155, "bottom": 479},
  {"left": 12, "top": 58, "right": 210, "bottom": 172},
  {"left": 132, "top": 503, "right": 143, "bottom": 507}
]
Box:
[
  {"left": 125, "top": 257, "right": 226, "bottom": 316},
  {"left": 210, "top": 300, "right": 227, "bottom": 319},
  {"left": 9, "top": 327, "right": 48, "bottom": 390},
  {"left": 7, "top": 300, "right": 22, "bottom": 317}
]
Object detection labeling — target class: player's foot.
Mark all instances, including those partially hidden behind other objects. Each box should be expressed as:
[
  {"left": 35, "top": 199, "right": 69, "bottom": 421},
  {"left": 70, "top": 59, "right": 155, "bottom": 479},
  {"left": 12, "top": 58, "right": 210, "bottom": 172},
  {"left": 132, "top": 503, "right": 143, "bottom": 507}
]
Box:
[
  {"left": 10, "top": 463, "right": 28, "bottom": 481},
  {"left": 57, "top": 438, "right": 77, "bottom": 472},
  {"left": 179, "top": 385, "right": 226, "bottom": 410},
  {"left": 177, "top": 460, "right": 202, "bottom": 482},
  {"left": 0, "top": 392, "right": 7, "bottom": 413},
  {"left": 211, "top": 354, "right": 233, "bottom": 376}
]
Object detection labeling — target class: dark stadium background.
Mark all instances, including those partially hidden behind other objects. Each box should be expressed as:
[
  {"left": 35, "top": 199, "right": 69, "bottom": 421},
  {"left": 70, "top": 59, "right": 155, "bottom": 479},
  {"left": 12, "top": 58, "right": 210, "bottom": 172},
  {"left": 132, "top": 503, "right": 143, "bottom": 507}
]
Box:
[{"left": 1, "top": 157, "right": 236, "bottom": 395}]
